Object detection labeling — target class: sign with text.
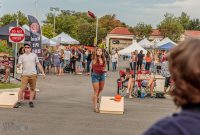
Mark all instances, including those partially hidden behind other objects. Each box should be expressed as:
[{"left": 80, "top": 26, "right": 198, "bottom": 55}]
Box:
[
  {"left": 28, "top": 15, "right": 42, "bottom": 57},
  {"left": 9, "top": 27, "right": 25, "bottom": 43}
]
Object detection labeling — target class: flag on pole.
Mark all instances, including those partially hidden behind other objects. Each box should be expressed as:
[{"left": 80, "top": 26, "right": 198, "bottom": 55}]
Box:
[{"left": 88, "top": 11, "right": 96, "bottom": 19}]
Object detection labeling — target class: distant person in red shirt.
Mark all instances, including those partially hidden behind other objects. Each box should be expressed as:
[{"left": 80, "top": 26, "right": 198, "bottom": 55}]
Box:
[
  {"left": 0, "top": 55, "right": 11, "bottom": 83},
  {"left": 91, "top": 47, "right": 106, "bottom": 113}
]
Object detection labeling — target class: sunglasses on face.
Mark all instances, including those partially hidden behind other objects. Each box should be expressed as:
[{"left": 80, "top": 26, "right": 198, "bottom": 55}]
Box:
[{"left": 25, "top": 47, "right": 30, "bottom": 49}]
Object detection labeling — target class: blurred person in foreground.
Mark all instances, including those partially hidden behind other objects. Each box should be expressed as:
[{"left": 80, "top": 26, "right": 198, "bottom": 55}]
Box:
[{"left": 143, "top": 38, "right": 200, "bottom": 135}]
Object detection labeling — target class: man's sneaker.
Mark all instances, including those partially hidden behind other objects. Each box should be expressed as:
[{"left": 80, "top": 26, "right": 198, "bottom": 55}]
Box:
[
  {"left": 15, "top": 102, "right": 22, "bottom": 108},
  {"left": 29, "top": 102, "right": 34, "bottom": 108}
]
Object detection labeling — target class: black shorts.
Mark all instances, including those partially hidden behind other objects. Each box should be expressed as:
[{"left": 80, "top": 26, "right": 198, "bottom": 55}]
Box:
[{"left": 165, "top": 77, "right": 171, "bottom": 88}]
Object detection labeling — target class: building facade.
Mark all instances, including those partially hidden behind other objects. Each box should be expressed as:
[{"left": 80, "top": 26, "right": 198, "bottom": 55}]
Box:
[{"left": 106, "top": 27, "right": 135, "bottom": 51}]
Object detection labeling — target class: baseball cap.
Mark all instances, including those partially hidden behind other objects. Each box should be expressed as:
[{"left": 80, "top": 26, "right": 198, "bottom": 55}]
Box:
[{"left": 24, "top": 44, "right": 31, "bottom": 47}]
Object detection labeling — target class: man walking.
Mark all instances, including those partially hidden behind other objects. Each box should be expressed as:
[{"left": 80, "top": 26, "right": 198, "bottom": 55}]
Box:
[{"left": 16, "top": 44, "right": 45, "bottom": 108}]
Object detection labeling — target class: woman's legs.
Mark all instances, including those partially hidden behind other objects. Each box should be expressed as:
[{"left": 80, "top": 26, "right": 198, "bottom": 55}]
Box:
[
  {"left": 127, "top": 78, "right": 134, "bottom": 98},
  {"left": 92, "top": 82, "right": 100, "bottom": 112},
  {"left": 98, "top": 81, "right": 105, "bottom": 98},
  {"left": 54, "top": 67, "right": 57, "bottom": 74},
  {"left": 4, "top": 69, "right": 9, "bottom": 82},
  {"left": 148, "top": 79, "right": 155, "bottom": 96}
]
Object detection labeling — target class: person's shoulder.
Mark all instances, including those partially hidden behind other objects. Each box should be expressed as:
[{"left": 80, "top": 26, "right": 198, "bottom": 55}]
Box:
[
  {"left": 143, "top": 116, "right": 180, "bottom": 135},
  {"left": 19, "top": 54, "right": 25, "bottom": 58},
  {"left": 31, "top": 53, "right": 38, "bottom": 57}
]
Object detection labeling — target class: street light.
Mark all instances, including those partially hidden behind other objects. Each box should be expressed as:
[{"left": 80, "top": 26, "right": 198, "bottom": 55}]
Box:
[
  {"left": 50, "top": 7, "right": 60, "bottom": 36},
  {"left": 34, "top": 0, "right": 38, "bottom": 18}
]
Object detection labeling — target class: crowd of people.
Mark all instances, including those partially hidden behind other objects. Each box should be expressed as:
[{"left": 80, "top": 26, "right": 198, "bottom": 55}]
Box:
[
  {"left": 117, "top": 48, "right": 174, "bottom": 101},
  {"left": 42, "top": 47, "right": 113, "bottom": 76}
]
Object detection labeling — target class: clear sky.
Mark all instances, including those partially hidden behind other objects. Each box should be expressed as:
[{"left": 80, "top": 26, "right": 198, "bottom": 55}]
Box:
[{"left": 0, "top": 0, "right": 199, "bottom": 28}]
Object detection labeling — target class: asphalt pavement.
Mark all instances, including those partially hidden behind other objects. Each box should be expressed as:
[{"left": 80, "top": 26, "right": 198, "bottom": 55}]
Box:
[{"left": 0, "top": 60, "right": 177, "bottom": 135}]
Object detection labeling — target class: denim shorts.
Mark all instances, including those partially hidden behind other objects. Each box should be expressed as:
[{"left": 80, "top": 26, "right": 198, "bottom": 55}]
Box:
[
  {"left": 91, "top": 72, "right": 106, "bottom": 83},
  {"left": 141, "top": 80, "right": 148, "bottom": 87},
  {"left": 60, "top": 62, "right": 64, "bottom": 68}
]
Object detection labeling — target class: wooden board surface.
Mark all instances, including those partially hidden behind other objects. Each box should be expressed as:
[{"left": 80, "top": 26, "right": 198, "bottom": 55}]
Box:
[
  {"left": 154, "top": 75, "right": 165, "bottom": 79},
  {"left": 99, "top": 96, "right": 124, "bottom": 114},
  {"left": 0, "top": 92, "right": 18, "bottom": 108}
]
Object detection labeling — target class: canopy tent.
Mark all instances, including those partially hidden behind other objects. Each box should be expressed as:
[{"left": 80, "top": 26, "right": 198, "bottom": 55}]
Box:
[
  {"left": 156, "top": 37, "right": 177, "bottom": 47},
  {"left": 0, "top": 21, "right": 30, "bottom": 41},
  {"left": 159, "top": 42, "right": 176, "bottom": 50},
  {"left": 138, "top": 38, "right": 152, "bottom": 48},
  {"left": 51, "top": 32, "right": 79, "bottom": 45},
  {"left": 151, "top": 38, "right": 160, "bottom": 46},
  {"left": 41, "top": 35, "right": 57, "bottom": 46},
  {"left": 118, "top": 41, "right": 147, "bottom": 56}
]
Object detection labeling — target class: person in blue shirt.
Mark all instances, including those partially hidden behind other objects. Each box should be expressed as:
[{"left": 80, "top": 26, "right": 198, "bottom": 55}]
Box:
[{"left": 143, "top": 38, "right": 200, "bottom": 135}]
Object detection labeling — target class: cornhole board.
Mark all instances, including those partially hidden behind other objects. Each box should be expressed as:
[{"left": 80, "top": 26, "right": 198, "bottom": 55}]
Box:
[
  {"left": 0, "top": 92, "right": 18, "bottom": 108},
  {"left": 99, "top": 96, "right": 124, "bottom": 114},
  {"left": 154, "top": 75, "right": 165, "bottom": 80}
]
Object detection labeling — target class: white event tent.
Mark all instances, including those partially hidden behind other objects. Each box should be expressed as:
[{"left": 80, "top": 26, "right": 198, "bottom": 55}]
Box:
[
  {"left": 151, "top": 38, "right": 160, "bottom": 46},
  {"left": 51, "top": 32, "right": 79, "bottom": 45},
  {"left": 118, "top": 41, "right": 147, "bottom": 56},
  {"left": 138, "top": 38, "right": 152, "bottom": 48},
  {"left": 156, "top": 37, "right": 177, "bottom": 47},
  {"left": 42, "top": 35, "right": 57, "bottom": 46}
]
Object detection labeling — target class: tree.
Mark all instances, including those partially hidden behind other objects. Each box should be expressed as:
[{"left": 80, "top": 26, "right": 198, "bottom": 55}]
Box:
[
  {"left": 76, "top": 23, "right": 96, "bottom": 45},
  {"left": 44, "top": 11, "right": 128, "bottom": 45},
  {"left": 178, "top": 12, "right": 190, "bottom": 30},
  {"left": 188, "top": 19, "right": 200, "bottom": 30},
  {"left": 41, "top": 24, "right": 54, "bottom": 38},
  {"left": 134, "top": 22, "right": 152, "bottom": 40},
  {"left": 158, "top": 13, "right": 184, "bottom": 42},
  {"left": 0, "top": 11, "right": 28, "bottom": 26},
  {"left": 98, "top": 14, "right": 126, "bottom": 37}
]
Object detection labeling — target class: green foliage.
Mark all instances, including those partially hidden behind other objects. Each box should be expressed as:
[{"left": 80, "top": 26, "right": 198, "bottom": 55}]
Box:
[
  {"left": 42, "top": 24, "right": 54, "bottom": 38},
  {"left": 1, "top": 11, "right": 28, "bottom": 26},
  {"left": 44, "top": 11, "right": 126, "bottom": 45},
  {"left": 99, "top": 14, "right": 126, "bottom": 38},
  {"left": 178, "top": 12, "right": 190, "bottom": 30},
  {"left": 158, "top": 13, "right": 184, "bottom": 42},
  {"left": 0, "top": 45, "right": 13, "bottom": 55},
  {"left": 0, "top": 83, "right": 20, "bottom": 89},
  {"left": 134, "top": 22, "right": 152, "bottom": 40},
  {"left": 76, "top": 23, "right": 95, "bottom": 45},
  {"left": 188, "top": 19, "right": 200, "bottom": 30}
]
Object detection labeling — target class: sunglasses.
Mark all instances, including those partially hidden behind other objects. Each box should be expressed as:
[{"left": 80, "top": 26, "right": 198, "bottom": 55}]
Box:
[{"left": 25, "top": 47, "right": 30, "bottom": 49}]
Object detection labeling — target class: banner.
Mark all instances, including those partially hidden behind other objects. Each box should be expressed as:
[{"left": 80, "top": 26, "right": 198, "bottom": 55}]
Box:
[{"left": 28, "top": 15, "right": 42, "bottom": 57}]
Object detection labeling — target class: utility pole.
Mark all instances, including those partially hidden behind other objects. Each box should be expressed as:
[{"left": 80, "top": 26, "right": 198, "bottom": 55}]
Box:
[{"left": 50, "top": 7, "right": 60, "bottom": 36}]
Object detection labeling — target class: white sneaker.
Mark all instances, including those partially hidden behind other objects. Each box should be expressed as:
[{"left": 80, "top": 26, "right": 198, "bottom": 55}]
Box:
[
  {"left": 126, "top": 89, "right": 129, "bottom": 94},
  {"left": 129, "top": 95, "right": 133, "bottom": 99}
]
